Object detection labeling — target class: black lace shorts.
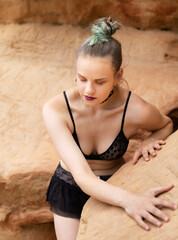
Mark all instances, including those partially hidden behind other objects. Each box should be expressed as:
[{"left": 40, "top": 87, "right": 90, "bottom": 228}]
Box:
[{"left": 46, "top": 163, "right": 111, "bottom": 219}]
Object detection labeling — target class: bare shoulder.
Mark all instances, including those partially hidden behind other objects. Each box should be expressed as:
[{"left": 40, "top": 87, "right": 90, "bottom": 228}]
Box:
[
  {"left": 128, "top": 91, "right": 171, "bottom": 130},
  {"left": 42, "top": 92, "right": 65, "bottom": 114},
  {"left": 129, "top": 91, "right": 149, "bottom": 114},
  {"left": 42, "top": 88, "right": 77, "bottom": 115},
  {"left": 42, "top": 88, "right": 77, "bottom": 131}
]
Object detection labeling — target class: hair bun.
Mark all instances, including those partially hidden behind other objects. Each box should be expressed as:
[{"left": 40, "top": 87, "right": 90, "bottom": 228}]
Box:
[
  {"left": 91, "top": 17, "right": 122, "bottom": 38},
  {"left": 83, "top": 17, "right": 122, "bottom": 46}
]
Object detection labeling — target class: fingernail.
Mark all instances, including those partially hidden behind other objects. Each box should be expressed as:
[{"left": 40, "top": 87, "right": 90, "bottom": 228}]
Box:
[
  {"left": 164, "top": 216, "right": 169, "bottom": 222},
  {"left": 173, "top": 204, "right": 177, "bottom": 209},
  {"left": 146, "top": 158, "right": 149, "bottom": 161},
  {"left": 157, "top": 222, "right": 162, "bottom": 227},
  {"left": 145, "top": 226, "right": 149, "bottom": 231}
]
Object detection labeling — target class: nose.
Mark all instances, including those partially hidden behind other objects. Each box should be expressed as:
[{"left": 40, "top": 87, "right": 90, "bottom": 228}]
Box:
[{"left": 85, "top": 81, "right": 95, "bottom": 95}]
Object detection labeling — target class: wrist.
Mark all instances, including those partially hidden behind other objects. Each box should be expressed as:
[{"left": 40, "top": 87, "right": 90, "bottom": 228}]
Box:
[
  {"left": 114, "top": 188, "right": 131, "bottom": 208},
  {"left": 143, "top": 136, "right": 156, "bottom": 142}
]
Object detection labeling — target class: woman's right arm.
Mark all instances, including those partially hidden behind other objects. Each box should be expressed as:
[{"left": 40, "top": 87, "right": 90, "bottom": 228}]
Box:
[
  {"left": 42, "top": 99, "right": 177, "bottom": 231},
  {"left": 42, "top": 99, "right": 126, "bottom": 206}
]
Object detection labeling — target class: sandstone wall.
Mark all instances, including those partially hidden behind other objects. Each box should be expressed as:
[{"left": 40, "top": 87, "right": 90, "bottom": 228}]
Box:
[
  {"left": 0, "top": 23, "right": 177, "bottom": 239},
  {"left": 77, "top": 131, "right": 178, "bottom": 240},
  {"left": 0, "top": 0, "right": 178, "bottom": 30}
]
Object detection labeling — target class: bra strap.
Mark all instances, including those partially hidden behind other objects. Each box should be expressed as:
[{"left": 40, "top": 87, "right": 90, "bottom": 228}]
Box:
[
  {"left": 63, "top": 91, "right": 76, "bottom": 132},
  {"left": 121, "top": 91, "right": 131, "bottom": 131}
]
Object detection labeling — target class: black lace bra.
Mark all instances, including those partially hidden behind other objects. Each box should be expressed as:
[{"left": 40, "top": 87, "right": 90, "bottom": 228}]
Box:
[{"left": 63, "top": 91, "right": 131, "bottom": 160}]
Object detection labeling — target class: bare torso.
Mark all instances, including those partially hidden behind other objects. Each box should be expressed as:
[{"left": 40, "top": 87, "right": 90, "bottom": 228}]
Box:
[
  {"left": 58, "top": 87, "right": 135, "bottom": 176},
  {"left": 60, "top": 157, "right": 126, "bottom": 176}
]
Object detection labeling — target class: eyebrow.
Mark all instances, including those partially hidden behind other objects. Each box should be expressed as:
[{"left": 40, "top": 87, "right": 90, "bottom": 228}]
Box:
[{"left": 77, "top": 73, "right": 107, "bottom": 81}]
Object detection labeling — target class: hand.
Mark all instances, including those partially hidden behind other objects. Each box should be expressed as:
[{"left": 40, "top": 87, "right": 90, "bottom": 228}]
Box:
[
  {"left": 122, "top": 184, "right": 177, "bottom": 231},
  {"left": 133, "top": 139, "right": 166, "bottom": 164}
]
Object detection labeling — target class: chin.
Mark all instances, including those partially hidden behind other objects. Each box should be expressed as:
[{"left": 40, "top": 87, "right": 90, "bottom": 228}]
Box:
[{"left": 83, "top": 99, "right": 99, "bottom": 106}]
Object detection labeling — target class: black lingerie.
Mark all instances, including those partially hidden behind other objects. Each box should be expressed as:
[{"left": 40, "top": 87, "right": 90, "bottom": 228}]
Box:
[
  {"left": 63, "top": 90, "right": 131, "bottom": 160},
  {"left": 46, "top": 90, "right": 131, "bottom": 219},
  {"left": 46, "top": 163, "right": 111, "bottom": 219}
]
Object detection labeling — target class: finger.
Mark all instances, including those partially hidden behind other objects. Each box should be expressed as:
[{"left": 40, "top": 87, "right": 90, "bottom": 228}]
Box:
[
  {"left": 153, "top": 143, "right": 162, "bottom": 150},
  {"left": 153, "top": 198, "right": 177, "bottom": 210},
  {"left": 134, "top": 215, "right": 150, "bottom": 231},
  {"left": 149, "top": 148, "right": 157, "bottom": 157},
  {"left": 142, "top": 151, "right": 149, "bottom": 161},
  {"left": 150, "top": 207, "right": 170, "bottom": 222},
  {"left": 158, "top": 140, "right": 166, "bottom": 145},
  {"left": 133, "top": 151, "right": 142, "bottom": 165},
  {"left": 142, "top": 212, "right": 162, "bottom": 227},
  {"left": 151, "top": 184, "right": 175, "bottom": 196}
]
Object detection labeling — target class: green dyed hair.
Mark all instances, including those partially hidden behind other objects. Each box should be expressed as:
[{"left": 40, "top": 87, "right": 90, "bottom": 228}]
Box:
[{"left": 76, "top": 17, "right": 123, "bottom": 74}]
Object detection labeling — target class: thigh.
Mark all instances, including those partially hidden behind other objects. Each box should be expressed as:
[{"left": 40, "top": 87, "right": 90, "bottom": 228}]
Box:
[{"left": 53, "top": 213, "right": 80, "bottom": 240}]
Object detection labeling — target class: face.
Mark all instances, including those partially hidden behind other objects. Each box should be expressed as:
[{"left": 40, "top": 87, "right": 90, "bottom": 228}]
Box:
[{"left": 76, "top": 54, "right": 120, "bottom": 106}]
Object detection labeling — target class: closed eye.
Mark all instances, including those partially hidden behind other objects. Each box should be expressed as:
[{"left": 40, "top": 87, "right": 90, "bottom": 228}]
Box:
[
  {"left": 79, "top": 77, "right": 87, "bottom": 82},
  {"left": 96, "top": 81, "right": 106, "bottom": 85},
  {"left": 77, "top": 76, "right": 106, "bottom": 84}
]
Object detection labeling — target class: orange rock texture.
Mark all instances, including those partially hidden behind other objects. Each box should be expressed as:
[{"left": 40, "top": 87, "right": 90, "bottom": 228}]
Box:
[
  {"left": 0, "top": 0, "right": 178, "bottom": 30},
  {"left": 0, "top": 22, "right": 177, "bottom": 239},
  {"left": 77, "top": 131, "right": 178, "bottom": 240}
]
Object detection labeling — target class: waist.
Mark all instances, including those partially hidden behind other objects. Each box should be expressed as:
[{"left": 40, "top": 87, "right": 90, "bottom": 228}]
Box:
[{"left": 60, "top": 158, "right": 125, "bottom": 176}]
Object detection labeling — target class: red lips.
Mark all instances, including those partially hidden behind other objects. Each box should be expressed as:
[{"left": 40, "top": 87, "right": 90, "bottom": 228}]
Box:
[{"left": 84, "top": 95, "right": 96, "bottom": 101}]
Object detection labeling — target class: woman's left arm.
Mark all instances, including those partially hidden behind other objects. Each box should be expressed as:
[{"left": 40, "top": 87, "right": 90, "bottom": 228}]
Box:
[{"left": 132, "top": 100, "right": 173, "bottom": 164}]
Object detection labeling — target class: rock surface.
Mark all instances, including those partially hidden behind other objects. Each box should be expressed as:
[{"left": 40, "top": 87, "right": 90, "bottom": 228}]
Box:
[
  {"left": 0, "top": 23, "right": 177, "bottom": 239},
  {"left": 77, "top": 131, "right": 178, "bottom": 240},
  {"left": 0, "top": 0, "right": 178, "bottom": 30}
]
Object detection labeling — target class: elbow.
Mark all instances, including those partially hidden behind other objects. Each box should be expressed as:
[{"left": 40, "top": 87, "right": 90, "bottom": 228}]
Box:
[
  {"left": 167, "top": 117, "right": 173, "bottom": 134},
  {"left": 73, "top": 171, "right": 95, "bottom": 190},
  {"left": 72, "top": 164, "right": 96, "bottom": 187},
  {"left": 73, "top": 174, "right": 84, "bottom": 188},
  {"left": 73, "top": 172, "right": 88, "bottom": 185},
  {"left": 73, "top": 173, "right": 87, "bottom": 191}
]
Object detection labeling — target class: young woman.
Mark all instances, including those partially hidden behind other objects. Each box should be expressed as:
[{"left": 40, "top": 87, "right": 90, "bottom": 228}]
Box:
[{"left": 42, "top": 17, "right": 177, "bottom": 240}]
